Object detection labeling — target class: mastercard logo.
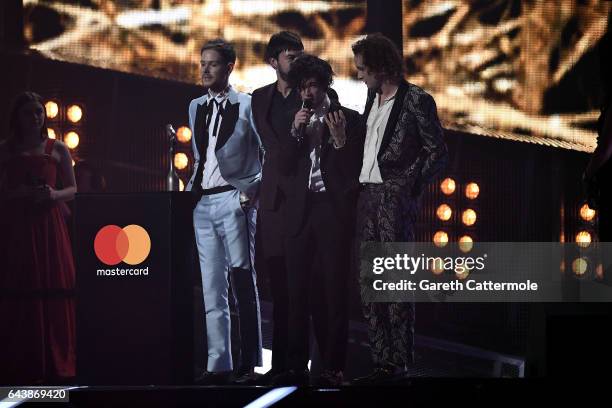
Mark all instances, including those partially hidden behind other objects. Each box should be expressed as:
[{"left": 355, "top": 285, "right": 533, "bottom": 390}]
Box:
[{"left": 94, "top": 224, "right": 151, "bottom": 266}]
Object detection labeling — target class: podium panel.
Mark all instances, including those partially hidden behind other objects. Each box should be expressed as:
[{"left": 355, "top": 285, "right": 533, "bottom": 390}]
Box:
[{"left": 74, "top": 192, "right": 195, "bottom": 385}]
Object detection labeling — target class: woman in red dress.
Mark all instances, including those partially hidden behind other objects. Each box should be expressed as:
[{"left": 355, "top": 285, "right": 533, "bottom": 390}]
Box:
[{"left": 0, "top": 92, "right": 77, "bottom": 385}]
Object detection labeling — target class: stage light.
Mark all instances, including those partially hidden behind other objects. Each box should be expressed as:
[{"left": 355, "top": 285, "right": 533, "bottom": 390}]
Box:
[
  {"left": 179, "top": 179, "right": 185, "bottom": 191},
  {"left": 47, "top": 128, "right": 57, "bottom": 139},
  {"left": 45, "top": 101, "right": 59, "bottom": 119},
  {"left": 465, "top": 182, "right": 480, "bottom": 199},
  {"left": 455, "top": 265, "right": 470, "bottom": 279},
  {"left": 433, "top": 231, "right": 449, "bottom": 247},
  {"left": 441, "top": 177, "right": 456, "bottom": 195},
  {"left": 462, "top": 209, "right": 477, "bottom": 226},
  {"left": 177, "top": 126, "right": 192, "bottom": 143},
  {"left": 596, "top": 264, "right": 604, "bottom": 280},
  {"left": 67, "top": 104, "right": 83, "bottom": 123},
  {"left": 72, "top": 160, "right": 75, "bottom": 167},
  {"left": 572, "top": 258, "right": 588, "bottom": 276},
  {"left": 64, "top": 131, "right": 80, "bottom": 149},
  {"left": 431, "top": 257, "right": 444, "bottom": 275},
  {"left": 576, "top": 231, "right": 592, "bottom": 248},
  {"left": 459, "top": 235, "right": 473, "bottom": 253},
  {"left": 174, "top": 153, "right": 189, "bottom": 170},
  {"left": 436, "top": 204, "right": 452, "bottom": 221},
  {"left": 579, "top": 204, "right": 596, "bottom": 222}
]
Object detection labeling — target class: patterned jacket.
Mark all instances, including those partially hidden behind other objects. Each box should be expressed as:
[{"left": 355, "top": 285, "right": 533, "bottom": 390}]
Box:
[{"left": 362, "top": 80, "right": 448, "bottom": 197}]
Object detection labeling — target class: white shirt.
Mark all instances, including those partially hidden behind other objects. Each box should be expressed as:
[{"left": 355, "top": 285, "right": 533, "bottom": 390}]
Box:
[
  {"left": 202, "top": 86, "right": 231, "bottom": 190},
  {"left": 359, "top": 92, "right": 397, "bottom": 184},
  {"left": 306, "top": 95, "right": 331, "bottom": 192}
]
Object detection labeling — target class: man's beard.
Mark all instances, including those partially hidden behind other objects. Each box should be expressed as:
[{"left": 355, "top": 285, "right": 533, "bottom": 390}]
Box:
[{"left": 278, "top": 67, "right": 290, "bottom": 82}]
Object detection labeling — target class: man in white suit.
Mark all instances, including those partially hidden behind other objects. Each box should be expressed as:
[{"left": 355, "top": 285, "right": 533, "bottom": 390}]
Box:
[{"left": 186, "top": 38, "right": 262, "bottom": 385}]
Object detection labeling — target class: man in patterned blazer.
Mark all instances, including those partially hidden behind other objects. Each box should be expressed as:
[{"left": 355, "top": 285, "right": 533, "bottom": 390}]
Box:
[
  {"left": 350, "top": 33, "right": 448, "bottom": 385},
  {"left": 185, "top": 39, "right": 263, "bottom": 385}
]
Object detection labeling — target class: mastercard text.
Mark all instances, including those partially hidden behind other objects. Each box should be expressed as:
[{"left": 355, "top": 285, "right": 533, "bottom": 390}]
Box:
[{"left": 96, "top": 267, "right": 149, "bottom": 277}]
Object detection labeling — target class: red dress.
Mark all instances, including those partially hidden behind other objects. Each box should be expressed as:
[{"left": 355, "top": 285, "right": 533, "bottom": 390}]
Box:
[{"left": 0, "top": 138, "right": 76, "bottom": 384}]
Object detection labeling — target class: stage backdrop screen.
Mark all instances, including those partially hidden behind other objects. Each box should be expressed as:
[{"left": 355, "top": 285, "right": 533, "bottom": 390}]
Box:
[
  {"left": 401, "top": 0, "right": 610, "bottom": 151},
  {"left": 22, "top": 1, "right": 609, "bottom": 151},
  {"left": 22, "top": 0, "right": 367, "bottom": 111}
]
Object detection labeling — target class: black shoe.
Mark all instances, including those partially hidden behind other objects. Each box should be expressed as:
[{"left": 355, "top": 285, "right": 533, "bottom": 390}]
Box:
[
  {"left": 314, "top": 370, "right": 344, "bottom": 388},
  {"left": 271, "top": 369, "right": 310, "bottom": 386},
  {"left": 249, "top": 369, "right": 281, "bottom": 386},
  {"left": 350, "top": 368, "right": 395, "bottom": 386},
  {"left": 232, "top": 369, "right": 261, "bottom": 385},
  {"left": 195, "top": 370, "right": 232, "bottom": 386}
]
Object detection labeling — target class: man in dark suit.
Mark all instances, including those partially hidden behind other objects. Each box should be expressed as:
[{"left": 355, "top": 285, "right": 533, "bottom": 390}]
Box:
[
  {"left": 250, "top": 31, "right": 304, "bottom": 384},
  {"left": 272, "top": 54, "right": 365, "bottom": 387},
  {"left": 350, "top": 33, "right": 448, "bottom": 385}
]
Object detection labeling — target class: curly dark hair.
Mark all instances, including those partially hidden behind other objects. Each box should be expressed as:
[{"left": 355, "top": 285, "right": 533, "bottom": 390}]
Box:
[
  {"left": 200, "top": 38, "right": 236, "bottom": 64},
  {"left": 352, "top": 33, "right": 404, "bottom": 81},
  {"left": 264, "top": 31, "right": 304, "bottom": 62},
  {"left": 287, "top": 54, "right": 334, "bottom": 90}
]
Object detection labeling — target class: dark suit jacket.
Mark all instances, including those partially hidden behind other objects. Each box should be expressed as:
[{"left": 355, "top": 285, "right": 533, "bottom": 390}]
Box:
[
  {"left": 251, "top": 83, "right": 292, "bottom": 212},
  {"left": 278, "top": 100, "right": 365, "bottom": 237},
  {"left": 251, "top": 83, "right": 342, "bottom": 211},
  {"left": 362, "top": 80, "right": 448, "bottom": 197}
]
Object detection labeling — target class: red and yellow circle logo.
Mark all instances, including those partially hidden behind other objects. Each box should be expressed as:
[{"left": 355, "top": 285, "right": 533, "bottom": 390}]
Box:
[{"left": 94, "top": 225, "right": 151, "bottom": 266}]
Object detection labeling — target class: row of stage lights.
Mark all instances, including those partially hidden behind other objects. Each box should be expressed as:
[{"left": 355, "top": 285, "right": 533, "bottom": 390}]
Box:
[
  {"left": 45, "top": 101, "right": 83, "bottom": 151},
  {"left": 569, "top": 202, "right": 601, "bottom": 278},
  {"left": 428, "top": 176, "right": 602, "bottom": 278},
  {"left": 432, "top": 177, "right": 480, "bottom": 252},
  {"left": 172, "top": 126, "right": 192, "bottom": 191}
]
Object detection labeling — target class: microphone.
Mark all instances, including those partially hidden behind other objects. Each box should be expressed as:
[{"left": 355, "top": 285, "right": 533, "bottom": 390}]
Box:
[
  {"left": 166, "top": 124, "right": 177, "bottom": 143},
  {"left": 298, "top": 99, "right": 313, "bottom": 140}
]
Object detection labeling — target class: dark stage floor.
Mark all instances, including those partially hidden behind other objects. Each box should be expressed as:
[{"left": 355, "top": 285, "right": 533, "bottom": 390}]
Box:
[{"left": 1, "top": 379, "right": 589, "bottom": 407}]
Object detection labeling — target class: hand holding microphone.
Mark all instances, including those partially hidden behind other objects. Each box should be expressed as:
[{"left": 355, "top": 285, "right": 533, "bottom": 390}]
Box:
[{"left": 293, "top": 99, "right": 314, "bottom": 140}]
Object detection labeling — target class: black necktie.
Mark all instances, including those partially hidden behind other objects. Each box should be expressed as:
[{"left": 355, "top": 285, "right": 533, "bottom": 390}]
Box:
[{"left": 207, "top": 99, "right": 224, "bottom": 138}]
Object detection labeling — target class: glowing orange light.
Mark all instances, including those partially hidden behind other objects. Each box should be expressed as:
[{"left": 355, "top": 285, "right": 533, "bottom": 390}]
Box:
[
  {"left": 174, "top": 153, "right": 189, "bottom": 170},
  {"left": 431, "top": 257, "right": 445, "bottom": 275},
  {"left": 576, "top": 231, "right": 592, "bottom": 248},
  {"left": 579, "top": 204, "right": 596, "bottom": 222},
  {"left": 572, "top": 258, "right": 588, "bottom": 276},
  {"left": 64, "top": 131, "right": 80, "bottom": 149},
  {"left": 67, "top": 105, "right": 83, "bottom": 123},
  {"left": 465, "top": 182, "right": 480, "bottom": 199},
  {"left": 47, "top": 128, "right": 57, "bottom": 139},
  {"left": 441, "top": 178, "right": 456, "bottom": 195},
  {"left": 45, "top": 101, "right": 59, "bottom": 119},
  {"left": 459, "top": 235, "right": 473, "bottom": 253},
  {"left": 436, "top": 204, "right": 452, "bottom": 221},
  {"left": 462, "top": 209, "right": 477, "bottom": 226},
  {"left": 455, "top": 266, "right": 470, "bottom": 279},
  {"left": 433, "top": 231, "right": 449, "bottom": 247},
  {"left": 596, "top": 264, "right": 604, "bottom": 280},
  {"left": 177, "top": 126, "right": 192, "bottom": 143}
]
